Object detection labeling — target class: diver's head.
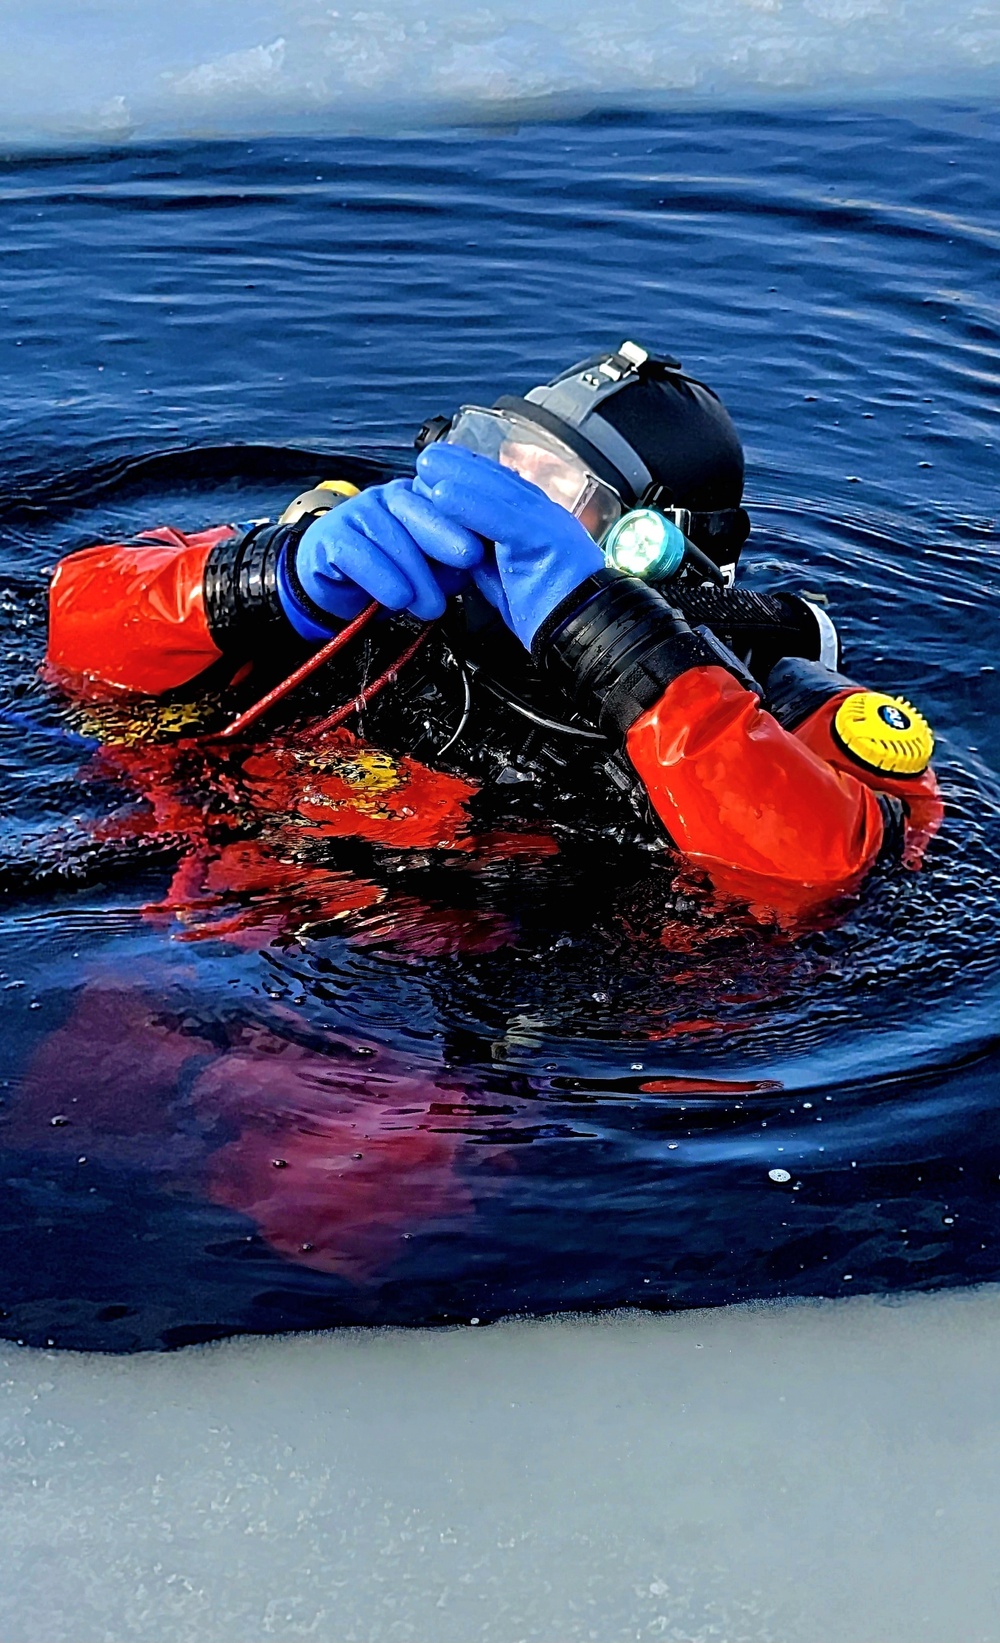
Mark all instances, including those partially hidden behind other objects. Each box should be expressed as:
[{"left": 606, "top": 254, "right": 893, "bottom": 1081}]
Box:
[{"left": 416, "top": 340, "right": 749, "bottom": 569}]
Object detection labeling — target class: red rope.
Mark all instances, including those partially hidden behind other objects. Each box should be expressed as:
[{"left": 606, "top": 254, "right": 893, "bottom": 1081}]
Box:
[
  {"left": 309, "top": 624, "right": 434, "bottom": 737},
  {"left": 217, "top": 601, "right": 379, "bottom": 740}
]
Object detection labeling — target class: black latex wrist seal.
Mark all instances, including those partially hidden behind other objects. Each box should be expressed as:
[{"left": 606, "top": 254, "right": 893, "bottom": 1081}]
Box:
[
  {"left": 533, "top": 569, "right": 753, "bottom": 742},
  {"left": 876, "top": 794, "right": 907, "bottom": 864},
  {"left": 204, "top": 520, "right": 313, "bottom": 655}
]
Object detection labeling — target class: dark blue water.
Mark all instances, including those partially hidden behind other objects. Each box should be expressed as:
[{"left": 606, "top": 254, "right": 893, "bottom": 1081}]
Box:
[{"left": 2, "top": 105, "right": 999, "bottom": 1351}]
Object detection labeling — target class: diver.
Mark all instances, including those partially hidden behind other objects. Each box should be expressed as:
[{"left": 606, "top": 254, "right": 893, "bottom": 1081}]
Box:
[{"left": 46, "top": 340, "right": 941, "bottom": 922}]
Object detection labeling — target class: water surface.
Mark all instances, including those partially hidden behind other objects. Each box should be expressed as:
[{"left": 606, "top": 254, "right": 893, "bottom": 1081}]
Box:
[{"left": 1, "top": 107, "right": 999, "bottom": 1348}]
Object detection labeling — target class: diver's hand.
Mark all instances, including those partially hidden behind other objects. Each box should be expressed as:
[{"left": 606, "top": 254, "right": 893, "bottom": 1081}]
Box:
[
  {"left": 414, "top": 444, "right": 604, "bottom": 650},
  {"left": 277, "top": 478, "right": 484, "bottom": 637}
]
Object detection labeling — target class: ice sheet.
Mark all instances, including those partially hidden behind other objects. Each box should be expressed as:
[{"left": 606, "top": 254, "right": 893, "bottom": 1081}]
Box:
[
  {"left": 2, "top": 0, "right": 1000, "bottom": 145},
  {"left": 3, "top": 1290, "right": 1000, "bottom": 1641}
]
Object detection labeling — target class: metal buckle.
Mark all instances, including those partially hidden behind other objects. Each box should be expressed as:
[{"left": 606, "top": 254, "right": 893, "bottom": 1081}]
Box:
[{"left": 665, "top": 506, "right": 693, "bottom": 537}]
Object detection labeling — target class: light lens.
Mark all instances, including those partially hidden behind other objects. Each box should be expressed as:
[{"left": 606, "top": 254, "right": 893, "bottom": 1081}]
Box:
[{"left": 602, "top": 509, "right": 686, "bottom": 579}]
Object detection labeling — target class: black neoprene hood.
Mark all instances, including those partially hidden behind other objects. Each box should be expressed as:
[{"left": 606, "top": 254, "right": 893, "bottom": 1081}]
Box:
[{"left": 495, "top": 341, "right": 746, "bottom": 512}]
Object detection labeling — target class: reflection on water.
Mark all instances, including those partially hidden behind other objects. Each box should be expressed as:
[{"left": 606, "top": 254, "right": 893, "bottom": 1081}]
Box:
[{"left": 1, "top": 108, "right": 999, "bottom": 1348}]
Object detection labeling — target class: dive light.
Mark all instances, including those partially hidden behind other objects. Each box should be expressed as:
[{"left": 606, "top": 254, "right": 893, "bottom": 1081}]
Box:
[{"left": 602, "top": 508, "right": 724, "bottom": 586}]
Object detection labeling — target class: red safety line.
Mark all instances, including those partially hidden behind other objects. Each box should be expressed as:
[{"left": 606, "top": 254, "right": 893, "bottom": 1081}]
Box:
[
  {"left": 309, "top": 624, "right": 433, "bottom": 738},
  {"left": 217, "top": 601, "right": 379, "bottom": 740}
]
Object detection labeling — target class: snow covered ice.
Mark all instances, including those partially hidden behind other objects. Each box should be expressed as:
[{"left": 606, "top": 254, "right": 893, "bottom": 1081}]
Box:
[
  {"left": 3, "top": 0, "right": 1000, "bottom": 144},
  {"left": 4, "top": 1292, "right": 1000, "bottom": 1641}
]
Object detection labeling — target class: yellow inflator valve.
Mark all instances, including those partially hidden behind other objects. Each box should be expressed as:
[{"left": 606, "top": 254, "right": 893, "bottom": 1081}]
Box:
[{"left": 832, "top": 691, "right": 934, "bottom": 777}]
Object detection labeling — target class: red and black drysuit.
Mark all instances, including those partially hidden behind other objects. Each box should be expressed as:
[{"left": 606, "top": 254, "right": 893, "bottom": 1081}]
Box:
[{"left": 47, "top": 513, "right": 942, "bottom": 924}]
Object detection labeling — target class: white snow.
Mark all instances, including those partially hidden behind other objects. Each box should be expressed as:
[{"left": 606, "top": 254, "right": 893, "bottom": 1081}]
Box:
[{"left": 3, "top": 1288, "right": 1000, "bottom": 1641}]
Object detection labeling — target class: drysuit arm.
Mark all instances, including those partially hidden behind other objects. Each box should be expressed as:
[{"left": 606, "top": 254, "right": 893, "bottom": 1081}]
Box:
[
  {"left": 533, "top": 572, "right": 886, "bottom": 918},
  {"left": 46, "top": 519, "right": 308, "bottom": 696},
  {"left": 47, "top": 527, "right": 232, "bottom": 696},
  {"left": 597, "top": 594, "right": 942, "bottom": 880},
  {"left": 624, "top": 665, "right": 884, "bottom": 916},
  {"left": 47, "top": 480, "right": 483, "bottom": 697}
]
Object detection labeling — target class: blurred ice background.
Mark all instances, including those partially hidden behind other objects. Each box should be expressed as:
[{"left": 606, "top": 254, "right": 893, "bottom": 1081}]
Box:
[{"left": 1, "top": 0, "right": 999, "bottom": 145}]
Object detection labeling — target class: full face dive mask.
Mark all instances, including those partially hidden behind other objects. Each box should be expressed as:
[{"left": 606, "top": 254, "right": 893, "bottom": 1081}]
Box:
[{"left": 417, "top": 340, "right": 751, "bottom": 578}]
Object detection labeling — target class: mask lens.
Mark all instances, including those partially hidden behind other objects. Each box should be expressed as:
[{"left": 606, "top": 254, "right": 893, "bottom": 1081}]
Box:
[
  {"left": 446, "top": 407, "right": 623, "bottom": 541},
  {"left": 497, "top": 439, "right": 588, "bottom": 511}
]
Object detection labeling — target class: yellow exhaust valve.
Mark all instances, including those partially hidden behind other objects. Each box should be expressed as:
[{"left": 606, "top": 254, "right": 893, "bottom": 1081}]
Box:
[
  {"left": 833, "top": 691, "right": 934, "bottom": 777},
  {"left": 279, "top": 479, "right": 361, "bottom": 525}
]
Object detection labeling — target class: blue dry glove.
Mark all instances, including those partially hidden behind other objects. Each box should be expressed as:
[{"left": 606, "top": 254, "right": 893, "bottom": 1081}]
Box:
[
  {"left": 277, "top": 477, "right": 484, "bottom": 640},
  {"left": 414, "top": 444, "right": 605, "bottom": 651}
]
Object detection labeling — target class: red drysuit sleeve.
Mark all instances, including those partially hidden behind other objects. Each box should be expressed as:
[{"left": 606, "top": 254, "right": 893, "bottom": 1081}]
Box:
[
  {"left": 625, "top": 665, "right": 886, "bottom": 920},
  {"left": 47, "top": 526, "right": 235, "bottom": 696}
]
